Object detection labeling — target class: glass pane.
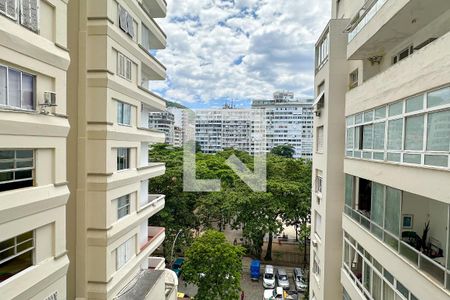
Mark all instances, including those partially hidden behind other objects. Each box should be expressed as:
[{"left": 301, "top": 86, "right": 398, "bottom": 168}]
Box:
[
  {"left": 346, "top": 116, "right": 354, "bottom": 126},
  {"left": 400, "top": 242, "right": 419, "bottom": 266},
  {"left": 0, "top": 172, "right": 13, "bottom": 182},
  {"left": 0, "top": 247, "right": 15, "bottom": 261},
  {"left": 404, "top": 154, "right": 421, "bottom": 164},
  {"left": 363, "top": 262, "right": 371, "bottom": 291},
  {"left": 384, "top": 270, "right": 394, "bottom": 284},
  {"left": 16, "top": 160, "right": 33, "bottom": 168},
  {"left": 16, "top": 150, "right": 33, "bottom": 159},
  {"left": 396, "top": 281, "right": 408, "bottom": 298},
  {"left": 0, "top": 161, "right": 14, "bottom": 170},
  {"left": 373, "top": 122, "right": 385, "bottom": 150},
  {"left": 363, "top": 125, "right": 373, "bottom": 149},
  {"left": 117, "top": 102, "right": 123, "bottom": 124},
  {"left": 21, "top": 74, "right": 34, "bottom": 110},
  {"left": 372, "top": 272, "right": 382, "bottom": 300},
  {"left": 375, "top": 106, "right": 386, "bottom": 120},
  {"left": 383, "top": 282, "right": 395, "bottom": 300},
  {"left": 389, "top": 102, "right": 403, "bottom": 116},
  {"left": 406, "top": 95, "right": 423, "bottom": 112},
  {"left": 118, "top": 195, "right": 129, "bottom": 207},
  {"left": 388, "top": 119, "right": 403, "bottom": 150},
  {"left": 364, "top": 111, "right": 373, "bottom": 122},
  {"left": 385, "top": 187, "right": 401, "bottom": 236},
  {"left": 0, "top": 151, "right": 14, "bottom": 159},
  {"left": 427, "top": 110, "right": 450, "bottom": 151},
  {"left": 371, "top": 183, "right": 384, "bottom": 227},
  {"left": 0, "top": 238, "right": 15, "bottom": 250},
  {"left": 427, "top": 87, "right": 450, "bottom": 108},
  {"left": 8, "top": 69, "right": 21, "bottom": 108},
  {"left": 387, "top": 153, "right": 401, "bottom": 162},
  {"left": 424, "top": 155, "right": 448, "bottom": 167},
  {"left": 0, "top": 66, "right": 6, "bottom": 105},
  {"left": 355, "top": 113, "right": 363, "bottom": 124},
  {"left": 355, "top": 127, "right": 361, "bottom": 150},
  {"left": 15, "top": 170, "right": 32, "bottom": 180},
  {"left": 405, "top": 115, "right": 424, "bottom": 150},
  {"left": 373, "top": 152, "right": 384, "bottom": 160},
  {"left": 17, "top": 240, "right": 33, "bottom": 252},
  {"left": 124, "top": 104, "right": 131, "bottom": 125},
  {"left": 345, "top": 175, "right": 354, "bottom": 207},
  {"left": 346, "top": 128, "right": 354, "bottom": 149},
  {"left": 17, "top": 231, "right": 33, "bottom": 242},
  {"left": 363, "top": 151, "right": 371, "bottom": 159}
]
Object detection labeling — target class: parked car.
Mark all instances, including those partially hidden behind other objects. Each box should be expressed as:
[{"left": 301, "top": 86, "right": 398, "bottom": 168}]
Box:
[
  {"left": 276, "top": 268, "right": 290, "bottom": 290},
  {"left": 250, "top": 259, "right": 261, "bottom": 281},
  {"left": 293, "top": 268, "right": 307, "bottom": 292},
  {"left": 172, "top": 258, "right": 185, "bottom": 277},
  {"left": 263, "top": 265, "right": 276, "bottom": 288},
  {"left": 263, "top": 287, "right": 285, "bottom": 300}
]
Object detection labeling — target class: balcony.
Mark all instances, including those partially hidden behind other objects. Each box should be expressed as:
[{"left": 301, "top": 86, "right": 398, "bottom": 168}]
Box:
[
  {"left": 346, "top": 31, "right": 450, "bottom": 116},
  {"left": 347, "top": 0, "right": 450, "bottom": 60},
  {"left": 139, "top": 194, "right": 165, "bottom": 214},
  {"left": 148, "top": 256, "right": 165, "bottom": 270},
  {"left": 344, "top": 175, "right": 450, "bottom": 292},
  {"left": 140, "top": 226, "right": 165, "bottom": 252},
  {"left": 141, "top": 0, "right": 167, "bottom": 18}
]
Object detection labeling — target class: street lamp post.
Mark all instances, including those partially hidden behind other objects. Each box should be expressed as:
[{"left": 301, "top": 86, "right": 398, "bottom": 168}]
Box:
[{"left": 170, "top": 229, "right": 183, "bottom": 266}]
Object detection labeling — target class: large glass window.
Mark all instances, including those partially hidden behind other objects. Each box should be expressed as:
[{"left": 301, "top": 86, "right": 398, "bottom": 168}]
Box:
[
  {"left": 387, "top": 119, "right": 403, "bottom": 150},
  {"left": 427, "top": 87, "right": 450, "bottom": 108},
  {"left": 427, "top": 110, "right": 450, "bottom": 151},
  {"left": 0, "top": 231, "right": 34, "bottom": 283},
  {"left": 117, "top": 101, "right": 131, "bottom": 125},
  {"left": 117, "top": 195, "right": 130, "bottom": 220},
  {"left": 405, "top": 115, "right": 424, "bottom": 150},
  {"left": 0, "top": 150, "right": 34, "bottom": 192},
  {"left": 116, "top": 237, "right": 134, "bottom": 270}
]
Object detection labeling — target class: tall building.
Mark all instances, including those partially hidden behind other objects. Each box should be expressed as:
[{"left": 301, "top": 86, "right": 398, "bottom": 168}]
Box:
[
  {"left": 0, "top": 0, "right": 70, "bottom": 299},
  {"left": 67, "top": 0, "right": 177, "bottom": 299},
  {"left": 252, "top": 91, "right": 314, "bottom": 159},
  {"left": 310, "top": 1, "right": 450, "bottom": 300},
  {"left": 195, "top": 108, "right": 265, "bottom": 154},
  {"left": 149, "top": 111, "right": 175, "bottom": 145}
]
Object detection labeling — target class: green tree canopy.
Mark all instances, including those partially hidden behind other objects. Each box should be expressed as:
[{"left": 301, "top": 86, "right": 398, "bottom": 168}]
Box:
[
  {"left": 182, "top": 230, "right": 244, "bottom": 300},
  {"left": 270, "top": 144, "right": 295, "bottom": 158}
]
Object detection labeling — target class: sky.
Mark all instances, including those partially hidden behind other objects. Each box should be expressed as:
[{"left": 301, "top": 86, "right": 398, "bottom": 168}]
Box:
[{"left": 153, "top": 0, "right": 331, "bottom": 109}]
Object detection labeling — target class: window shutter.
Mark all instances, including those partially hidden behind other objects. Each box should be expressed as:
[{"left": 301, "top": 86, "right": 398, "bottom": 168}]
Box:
[
  {"left": 126, "top": 59, "right": 131, "bottom": 80},
  {"left": 127, "top": 14, "right": 134, "bottom": 38},
  {"left": 118, "top": 5, "right": 128, "bottom": 32},
  {"left": 20, "top": 0, "right": 38, "bottom": 31},
  {"left": 118, "top": 53, "right": 124, "bottom": 77},
  {"left": 6, "top": 0, "right": 16, "bottom": 19}
]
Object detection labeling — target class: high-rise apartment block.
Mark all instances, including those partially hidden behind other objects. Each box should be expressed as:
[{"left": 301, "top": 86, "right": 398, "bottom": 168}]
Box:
[
  {"left": 252, "top": 91, "right": 314, "bottom": 159},
  {"left": 66, "top": 0, "right": 176, "bottom": 299},
  {"left": 0, "top": 0, "right": 70, "bottom": 299},
  {"left": 149, "top": 111, "right": 175, "bottom": 145},
  {"left": 310, "top": 1, "right": 450, "bottom": 300}
]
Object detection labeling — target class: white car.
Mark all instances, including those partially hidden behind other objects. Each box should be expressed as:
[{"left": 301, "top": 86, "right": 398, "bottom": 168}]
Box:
[
  {"left": 263, "top": 265, "right": 276, "bottom": 288},
  {"left": 263, "top": 287, "right": 285, "bottom": 300}
]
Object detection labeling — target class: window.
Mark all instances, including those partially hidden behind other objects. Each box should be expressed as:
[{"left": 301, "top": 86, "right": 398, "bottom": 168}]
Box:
[
  {"left": 117, "top": 101, "right": 131, "bottom": 125},
  {"left": 349, "top": 69, "right": 358, "bottom": 89},
  {"left": 426, "top": 110, "right": 450, "bottom": 151},
  {"left": 0, "top": 149, "right": 34, "bottom": 192},
  {"left": 392, "top": 46, "right": 413, "bottom": 65},
  {"left": 313, "top": 251, "right": 320, "bottom": 278},
  {"left": 427, "top": 87, "right": 450, "bottom": 108},
  {"left": 0, "top": 0, "right": 18, "bottom": 20},
  {"left": 0, "top": 66, "right": 35, "bottom": 110},
  {"left": 404, "top": 115, "right": 424, "bottom": 150},
  {"left": 387, "top": 119, "right": 403, "bottom": 150},
  {"left": 316, "top": 126, "right": 324, "bottom": 153},
  {"left": 0, "top": 231, "right": 34, "bottom": 282},
  {"left": 118, "top": 5, "right": 135, "bottom": 38},
  {"left": 44, "top": 292, "right": 58, "bottom": 300},
  {"left": 314, "top": 211, "right": 322, "bottom": 238},
  {"left": 117, "top": 195, "right": 130, "bottom": 220},
  {"left": 373, "top": 122, "right": 385, "bottom": 150},
  {"left": 116, "top": 148, "right": 130, "bottom": 170},
  {"left": 316, "top": 31, "right": 329, "bottom": 69},
  {"left": 20, "top": 0, "right": 39, "bottom": 32},
  {"left": 141, "top": 24, "right": 151, "bottom": 51},
  {"left": 315, "top": 170, "right": 323, "bottom": 194},
  {"left": 116, "top": 238, "right": 134, "bottom": 270},
  {"left": 117, "top": 53, "right": 132, "bottom": 81}
]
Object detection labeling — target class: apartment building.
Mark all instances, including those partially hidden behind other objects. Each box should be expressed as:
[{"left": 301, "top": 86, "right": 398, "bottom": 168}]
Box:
[
  {"left": 252, "top": 91, "right": 314, "bottom": 159},
  {"left": 67, "top": 0, "right": 177, "bottom": 299},
  {"left": 0, "top": 0, "right": 70, "bottom": 299},
  {"left": 148, "top": 111, "right": 175, "bottom": 145},
  {"left": 195, "top": 108, "right": 265, "bottom": 154},
  {"left": 310, "top": 1, "right": 450, "bottom": 300}
]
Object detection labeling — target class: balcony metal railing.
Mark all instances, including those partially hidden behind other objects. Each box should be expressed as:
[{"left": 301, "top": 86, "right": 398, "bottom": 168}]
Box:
[
  {"left": 344, "top": 205, "right": 450, "bottom": 290},
  {"left": 348, "top": 0, "right": 388, "bottom": 42}
]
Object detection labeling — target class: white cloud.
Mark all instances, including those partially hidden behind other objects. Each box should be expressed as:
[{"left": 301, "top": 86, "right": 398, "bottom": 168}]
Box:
[{"left": 154, "top": 0, "right": 331, "bottom": 106}]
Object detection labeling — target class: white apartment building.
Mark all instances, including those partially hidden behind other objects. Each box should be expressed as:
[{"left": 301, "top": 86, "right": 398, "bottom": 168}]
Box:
[
  {"left": 0, "top": 0, "right": 70, "bottom": 299},
  {"left": 195, "top": 108, "right": 265, "bottom": 154},
  {"left": 67, "top": 0, "right": 177, "bottom": 299},
  {"left": 148, "top": 111, "right": 175, "bottom": 145},
  {"left": 252, "top": 91, "right": 314, "bottom": 159},
  {"left": 310, "top": 1, "right": 450, "bottom": 300}
]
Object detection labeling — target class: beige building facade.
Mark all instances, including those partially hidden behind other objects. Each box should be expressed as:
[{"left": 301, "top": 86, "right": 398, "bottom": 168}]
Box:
[
  {"left": 0, "top": 0, "right": 70, "bottom": 299},
  {"left": 67, "top": 0, "right": 176, "bottom": 299},
  {"left": 311, "top": 0, "right": 450, "bottom": 300}
]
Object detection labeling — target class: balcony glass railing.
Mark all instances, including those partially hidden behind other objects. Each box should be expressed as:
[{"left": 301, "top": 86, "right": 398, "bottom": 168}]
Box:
[
  {"left": 348, "top": 0, "right": 388, "bottom": 42},
  {"left": 344, "top": 205, "right": 450, "bottom": 290}
]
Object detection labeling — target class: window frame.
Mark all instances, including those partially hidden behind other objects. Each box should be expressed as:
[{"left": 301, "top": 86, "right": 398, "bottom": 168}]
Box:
[
  {"left": 117, "top": 100, "right": 131, "bottom": 126},
  {"left": 116, "top": 148, "right": 130, "bottom": 171},
  {"left": 0, "top": 149, "right": 34, "bottom": 191},
  {"left": 0, "top": 65, "right": 36, "bottom": 110},
  {"left": 0, "top": 230, "right": 35, "bottom": 266},
  {"left": 117, "top": 52, "right": 132, "bottom": 81},
  {"left": 117, "top": 194, "right": 130, "bottom": 220}
]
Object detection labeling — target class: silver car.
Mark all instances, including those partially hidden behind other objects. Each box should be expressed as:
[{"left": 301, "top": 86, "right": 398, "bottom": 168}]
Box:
[
  {"left": 293, "top": 268, "right": 307, "bottom": 292},
  {"left": 276, "top": 268, "right": 290, "bottom": 290}
]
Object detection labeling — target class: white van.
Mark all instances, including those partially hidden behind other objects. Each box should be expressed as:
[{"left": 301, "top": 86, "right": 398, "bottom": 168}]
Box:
[{"left": 263, "top": 265, "right": 275, "bottom": 288}]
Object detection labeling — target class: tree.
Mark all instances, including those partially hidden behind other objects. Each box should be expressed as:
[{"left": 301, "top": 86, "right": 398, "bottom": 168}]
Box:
[
  {"left": 270, "top": 144, "right": 295, "bottom": 158},
  {"left": 182, "top": 230, "right": 244, "bottom": 300}
]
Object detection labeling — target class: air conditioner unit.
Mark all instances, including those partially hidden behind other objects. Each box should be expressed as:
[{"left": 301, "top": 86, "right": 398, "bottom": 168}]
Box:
[
  {"left": 312, "top": 239, "right": 318, "bottom": 247},
  {"left": 43, "top": 92, "right": 57, "bottom": 106}
]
